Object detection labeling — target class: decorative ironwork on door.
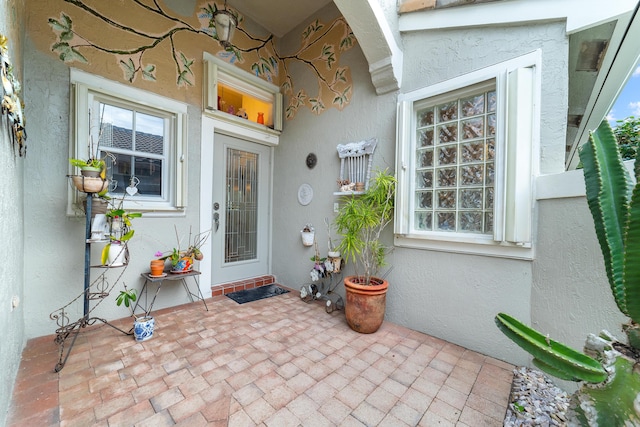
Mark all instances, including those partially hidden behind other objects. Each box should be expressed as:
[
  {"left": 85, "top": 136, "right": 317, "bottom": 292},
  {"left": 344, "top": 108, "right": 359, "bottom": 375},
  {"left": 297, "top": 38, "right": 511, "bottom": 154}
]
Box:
[{"left": 225, "top": 148, "right": 258, "bottom": 263}]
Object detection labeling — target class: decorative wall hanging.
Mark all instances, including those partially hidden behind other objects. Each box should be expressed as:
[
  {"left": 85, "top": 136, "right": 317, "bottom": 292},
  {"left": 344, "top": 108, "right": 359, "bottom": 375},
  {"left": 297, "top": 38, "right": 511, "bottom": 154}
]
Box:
[
  {"left": 306, "top": 153, "right": 317, "bottom": 169},
  {"left": 298, "top": 183, "right": 313, "bottom": 206},
  {"left": 41, "top": 1, "right": 355, "bottom": 118},
  {"left": 0, "top": 34, "right": 27, "bottom": 156}
]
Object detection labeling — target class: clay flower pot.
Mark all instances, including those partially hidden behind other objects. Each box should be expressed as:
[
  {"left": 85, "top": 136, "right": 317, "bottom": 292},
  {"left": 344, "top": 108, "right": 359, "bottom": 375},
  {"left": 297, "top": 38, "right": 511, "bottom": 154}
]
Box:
[
  {"left": 150, "top": 259, "right": 165, "bottom": 276},
  {"left": 344, "top": 276, "right": 388, "bottom": 334}
]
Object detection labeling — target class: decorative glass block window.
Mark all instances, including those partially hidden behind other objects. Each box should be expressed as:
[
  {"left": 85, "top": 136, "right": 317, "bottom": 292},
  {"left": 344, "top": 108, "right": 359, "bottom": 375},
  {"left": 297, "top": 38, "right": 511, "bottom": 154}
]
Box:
[
  {"left": 68, "top": 69, "right": 188, "bottom": 214},
  {"left": 396, "top": 51, "right": 540, "bottom": 259},
  {"left": 413, "top": 83, "right": 496, "bottom": 234}
]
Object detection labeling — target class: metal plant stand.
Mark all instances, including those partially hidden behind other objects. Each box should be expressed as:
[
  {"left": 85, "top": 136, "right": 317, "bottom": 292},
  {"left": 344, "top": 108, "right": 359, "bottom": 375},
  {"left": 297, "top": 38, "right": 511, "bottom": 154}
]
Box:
[{"left": 49, "top": 190, "right": 131, "bottom": 372}]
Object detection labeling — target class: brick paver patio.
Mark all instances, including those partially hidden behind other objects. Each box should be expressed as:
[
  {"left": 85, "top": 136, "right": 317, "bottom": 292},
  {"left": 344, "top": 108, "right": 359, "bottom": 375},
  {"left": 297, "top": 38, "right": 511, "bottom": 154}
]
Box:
[{"left": 8, "top": 287, "right": 513, "bottom": 426}]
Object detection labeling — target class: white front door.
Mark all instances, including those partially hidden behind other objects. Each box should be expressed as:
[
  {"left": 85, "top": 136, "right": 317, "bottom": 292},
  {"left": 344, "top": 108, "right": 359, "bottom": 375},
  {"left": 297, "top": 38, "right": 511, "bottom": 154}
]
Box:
[{"left": 211, "top": 132, "right": 271, "bottom": 284}]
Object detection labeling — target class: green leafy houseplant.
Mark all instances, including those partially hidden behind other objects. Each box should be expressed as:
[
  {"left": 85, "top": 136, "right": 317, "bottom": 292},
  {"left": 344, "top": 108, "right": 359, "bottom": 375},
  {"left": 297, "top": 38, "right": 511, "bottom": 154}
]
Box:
[
  {"left": 335, "top": 169, "right": 395, "bottom": 334},
  {"left": 335, "top": 168, "right": 396, "bottom": 286},
  {"left": 496, "top": 120, "right": 640, "bottom": 425}
]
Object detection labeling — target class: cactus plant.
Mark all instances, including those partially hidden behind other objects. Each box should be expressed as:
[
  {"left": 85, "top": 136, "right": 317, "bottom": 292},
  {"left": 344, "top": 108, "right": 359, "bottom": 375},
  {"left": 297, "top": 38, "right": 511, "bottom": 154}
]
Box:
[{"left": 496, "top": 120, "right": 640, "bottom": 425}]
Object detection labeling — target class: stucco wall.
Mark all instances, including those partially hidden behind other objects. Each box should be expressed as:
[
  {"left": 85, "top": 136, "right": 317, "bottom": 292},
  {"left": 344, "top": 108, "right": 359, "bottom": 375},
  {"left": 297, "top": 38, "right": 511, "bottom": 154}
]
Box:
[
  {"left": 273, "top": 17, "right": 572, "bottom": 366},
  {"left": 22, "top": 38, "right": 204, "bottom": 340},
  {"left": 0, "top": 0, "right": 26, "bottom": 423},
  {"left": 533, "top": 176, "right": 628, "bottom": 357}
]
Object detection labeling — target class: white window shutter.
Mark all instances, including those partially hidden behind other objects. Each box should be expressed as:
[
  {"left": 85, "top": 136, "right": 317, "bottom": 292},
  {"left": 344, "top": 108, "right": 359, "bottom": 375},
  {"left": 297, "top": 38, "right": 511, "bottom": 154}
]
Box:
[{"left": 503, "top": 67, "right": 534, "bottom": 244}]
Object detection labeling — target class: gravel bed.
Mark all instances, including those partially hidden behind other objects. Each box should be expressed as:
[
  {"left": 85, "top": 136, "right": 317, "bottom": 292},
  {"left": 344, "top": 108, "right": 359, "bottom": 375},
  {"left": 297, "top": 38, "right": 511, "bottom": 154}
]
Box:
[{"left": 503, "top": 366, "right": 571, "bottom": 426}]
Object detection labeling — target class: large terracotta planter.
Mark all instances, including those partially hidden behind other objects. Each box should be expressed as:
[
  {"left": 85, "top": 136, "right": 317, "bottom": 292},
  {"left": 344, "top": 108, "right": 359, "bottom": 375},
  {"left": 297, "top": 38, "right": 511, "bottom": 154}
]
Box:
[{"left": 344, "top": 276, "right": 388, "bottom": 334}]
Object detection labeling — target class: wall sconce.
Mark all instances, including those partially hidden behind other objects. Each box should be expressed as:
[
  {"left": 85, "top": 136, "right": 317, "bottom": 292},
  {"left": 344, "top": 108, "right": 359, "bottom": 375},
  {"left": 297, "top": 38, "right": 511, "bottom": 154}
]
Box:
[{"left": 214, "top": 0, "right": 237, "bottom": 50}]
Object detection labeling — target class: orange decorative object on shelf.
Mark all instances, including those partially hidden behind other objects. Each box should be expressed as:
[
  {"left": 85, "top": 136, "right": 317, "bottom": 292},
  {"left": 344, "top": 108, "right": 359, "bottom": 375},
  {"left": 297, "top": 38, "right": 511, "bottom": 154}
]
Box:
[{"left": 257, "top": 112, "right": 264, "bottom": 124}]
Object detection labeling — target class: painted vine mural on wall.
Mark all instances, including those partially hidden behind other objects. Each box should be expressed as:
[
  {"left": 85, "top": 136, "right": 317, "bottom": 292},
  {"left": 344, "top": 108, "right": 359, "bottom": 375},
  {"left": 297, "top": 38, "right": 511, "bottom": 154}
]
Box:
[{"left": 43, "top": 0, "right": 356, "bottom": 119}]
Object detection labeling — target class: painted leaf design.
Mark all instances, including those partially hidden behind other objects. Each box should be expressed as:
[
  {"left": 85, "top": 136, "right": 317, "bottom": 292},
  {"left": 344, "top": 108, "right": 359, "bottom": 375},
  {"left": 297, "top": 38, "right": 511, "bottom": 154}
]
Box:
[
  {"left": 334, "top": 68, "right": 347, "bottom": 84},
  {"left": 177, "top": 70, "right": 193, "bottom": 86},
  {"left": 309, "top": 98, "right": 325, "bottom": 114},
  {"left": 302, "top": 19, "right": 323, "bottom": 41},
  {"left": 340, "top": 33, "right": 356, "bottom": 51},
  {"left": 52, "top": 42, "right": 88, "bottom": 63},
  {"left": 142, "top": 64, "right": 156, "bottom": 81},
  {"left": 321, "top": 44, "right": 335, "bottom": 69},
  {"left": 285, "top": 105, "right": 297, "bottom": 119},
  {"left": 180, "top": 52, "right": 194, "bottom": 73},
  {"left": 120, "top": 58, "right": 136, "bottom": 82}
]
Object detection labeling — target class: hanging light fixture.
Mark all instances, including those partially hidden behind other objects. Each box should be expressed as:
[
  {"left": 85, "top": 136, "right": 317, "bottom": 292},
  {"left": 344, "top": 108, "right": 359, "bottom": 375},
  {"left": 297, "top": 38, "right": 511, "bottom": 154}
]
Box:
[{"left": 213, "top": 0, "right": 237, "bottom": 50}]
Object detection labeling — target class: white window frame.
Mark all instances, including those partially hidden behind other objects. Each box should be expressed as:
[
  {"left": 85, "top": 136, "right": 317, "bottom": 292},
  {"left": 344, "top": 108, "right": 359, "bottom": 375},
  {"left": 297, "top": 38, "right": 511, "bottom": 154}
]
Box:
[
  {"left": 395, "top": 50, "right": 541, "bottom": 259},
  {"left": 68, "top": 69, "right": 188, "bottom": 215}
]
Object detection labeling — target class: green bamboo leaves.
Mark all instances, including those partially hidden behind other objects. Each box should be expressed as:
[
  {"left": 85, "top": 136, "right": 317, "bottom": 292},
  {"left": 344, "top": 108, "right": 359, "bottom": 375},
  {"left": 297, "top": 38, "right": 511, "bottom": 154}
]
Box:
[{"left": 495, "top": 313, "right": 607, "bottom": 383}]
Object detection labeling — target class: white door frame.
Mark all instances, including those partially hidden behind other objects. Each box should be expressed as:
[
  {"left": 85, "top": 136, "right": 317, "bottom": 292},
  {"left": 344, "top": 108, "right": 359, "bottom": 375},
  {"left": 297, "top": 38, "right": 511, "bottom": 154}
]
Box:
[{"left": 199, "top": 114, "right": 278, "bottom": 298}]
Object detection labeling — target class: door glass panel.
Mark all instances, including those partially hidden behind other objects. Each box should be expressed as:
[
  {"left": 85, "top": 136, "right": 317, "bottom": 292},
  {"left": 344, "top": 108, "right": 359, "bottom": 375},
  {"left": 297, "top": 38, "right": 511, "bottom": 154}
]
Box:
[{"left": 225, "top": 148, "right": 258, "bottom": 263}]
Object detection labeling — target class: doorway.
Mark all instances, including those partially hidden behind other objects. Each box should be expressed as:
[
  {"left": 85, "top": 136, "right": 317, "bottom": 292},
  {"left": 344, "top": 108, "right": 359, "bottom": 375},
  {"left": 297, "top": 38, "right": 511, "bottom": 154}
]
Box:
[
  {"left": 199, "top": 116, "right": 275, "bottom": 296},
  {"left": 212, "top": 133, "right": 271, "bottom": 283}
]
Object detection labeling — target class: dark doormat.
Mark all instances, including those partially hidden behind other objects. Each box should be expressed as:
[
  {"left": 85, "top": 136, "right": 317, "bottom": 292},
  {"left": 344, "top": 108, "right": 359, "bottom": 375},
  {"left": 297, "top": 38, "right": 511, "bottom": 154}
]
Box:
[{"left": 225, "top": 284, "right": 290, "bottom": 304}]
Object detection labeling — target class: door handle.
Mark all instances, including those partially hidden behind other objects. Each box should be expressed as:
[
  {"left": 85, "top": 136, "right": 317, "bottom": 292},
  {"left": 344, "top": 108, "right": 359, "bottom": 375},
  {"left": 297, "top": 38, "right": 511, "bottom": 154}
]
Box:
[{"left": 213, "top": 212, "right": 219, "bottom": 232}]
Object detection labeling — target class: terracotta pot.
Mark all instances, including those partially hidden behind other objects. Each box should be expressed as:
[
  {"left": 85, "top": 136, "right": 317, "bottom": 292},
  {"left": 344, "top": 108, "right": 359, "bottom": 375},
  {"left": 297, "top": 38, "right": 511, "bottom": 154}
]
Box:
[
  {"left": 150, "top": 259, "right": 165, "bottom": 276},
  {"left": 344, "top": 276, "right": 388, "bottom": 334}
]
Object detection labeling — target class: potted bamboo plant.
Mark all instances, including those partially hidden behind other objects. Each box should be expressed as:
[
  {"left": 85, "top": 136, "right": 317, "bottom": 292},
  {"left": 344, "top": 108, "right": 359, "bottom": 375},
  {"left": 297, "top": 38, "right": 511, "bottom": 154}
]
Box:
[{"left": 334, "top": 168, "right": 395, "bottom": 333}]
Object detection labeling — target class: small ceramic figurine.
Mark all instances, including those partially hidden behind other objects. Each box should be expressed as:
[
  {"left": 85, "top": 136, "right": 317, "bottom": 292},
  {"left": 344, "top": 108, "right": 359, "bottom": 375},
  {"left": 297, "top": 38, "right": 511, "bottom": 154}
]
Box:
[
  {"left": 227, "top": 105, "right": 235, "bottom": 115},
  {"left": 236, "top": 107, "right": 248, "bottom": 119}
]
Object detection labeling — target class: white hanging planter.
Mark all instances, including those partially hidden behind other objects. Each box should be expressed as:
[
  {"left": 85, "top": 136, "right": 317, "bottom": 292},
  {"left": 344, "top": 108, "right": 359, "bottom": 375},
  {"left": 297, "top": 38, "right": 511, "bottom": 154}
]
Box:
[
  {"left": 301, "top": 231, "right": 314, "bottom": 246},
  {"left": 301, "top": 224, "right": 315, "bottom": 246}
]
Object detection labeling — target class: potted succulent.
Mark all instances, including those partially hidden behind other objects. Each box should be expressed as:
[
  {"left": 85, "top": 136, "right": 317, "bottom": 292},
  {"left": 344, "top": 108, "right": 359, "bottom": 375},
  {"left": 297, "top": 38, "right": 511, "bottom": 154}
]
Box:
[
  {"left": 116, "top": 286, "right": 154, "bottom": 342},
  {"left": 334, "top": 168, "right": 396, "bottom": 333}
]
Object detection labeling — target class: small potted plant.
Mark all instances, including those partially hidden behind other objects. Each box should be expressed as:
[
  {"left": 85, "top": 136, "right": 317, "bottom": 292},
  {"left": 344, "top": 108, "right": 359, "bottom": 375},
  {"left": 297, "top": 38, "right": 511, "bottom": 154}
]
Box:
[
  {"left": 101, "top": 203, "right": 142, "bottom": 266},
  {"left": 156, "top": 227, "right": 209, "bottom": 273},
  {"left": 334, "top": 168, "right": 396, "bottom": 333},
  {"left": 116, "top": 286, "right": 154, "bottom": 342}
]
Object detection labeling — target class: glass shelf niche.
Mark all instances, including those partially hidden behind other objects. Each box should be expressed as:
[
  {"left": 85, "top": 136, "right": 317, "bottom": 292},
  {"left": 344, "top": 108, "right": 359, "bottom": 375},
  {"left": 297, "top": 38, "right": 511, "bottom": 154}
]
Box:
[
  {"left": 218, "top": 82, "right": 273, "bottom": 128},
  {"left": 204, "top": 54, "right": 282, "bottom": 133}
]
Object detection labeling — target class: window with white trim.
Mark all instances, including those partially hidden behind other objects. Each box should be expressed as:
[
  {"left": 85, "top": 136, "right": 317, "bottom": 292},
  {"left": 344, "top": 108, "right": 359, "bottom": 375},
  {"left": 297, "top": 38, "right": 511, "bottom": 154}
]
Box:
[
  {"left": 69, "top": 69, "right": 188, "bottom": 214},
  {"left": 395, "top": 51, "right": 540, "bottom": 259}
]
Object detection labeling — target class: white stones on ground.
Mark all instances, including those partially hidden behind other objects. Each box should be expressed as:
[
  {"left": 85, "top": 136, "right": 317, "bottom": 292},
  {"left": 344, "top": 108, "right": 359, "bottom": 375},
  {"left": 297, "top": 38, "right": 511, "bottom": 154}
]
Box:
[{"left": 503, "top": 366, "right": 570, "bottom": 426}]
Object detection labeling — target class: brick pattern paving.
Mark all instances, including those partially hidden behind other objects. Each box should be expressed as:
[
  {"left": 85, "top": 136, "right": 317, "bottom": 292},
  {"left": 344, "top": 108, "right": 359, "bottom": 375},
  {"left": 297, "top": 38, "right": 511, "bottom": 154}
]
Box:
[{"left": 8, "top": 288, "right": 513, "bottom": 426}]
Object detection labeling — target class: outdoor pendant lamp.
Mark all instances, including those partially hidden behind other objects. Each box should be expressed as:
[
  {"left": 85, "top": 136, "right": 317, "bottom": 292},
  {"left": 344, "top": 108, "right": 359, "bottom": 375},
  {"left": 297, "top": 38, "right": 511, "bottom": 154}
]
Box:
[{"left": 213, "top": 0, "right": 237, "bottom": 50}]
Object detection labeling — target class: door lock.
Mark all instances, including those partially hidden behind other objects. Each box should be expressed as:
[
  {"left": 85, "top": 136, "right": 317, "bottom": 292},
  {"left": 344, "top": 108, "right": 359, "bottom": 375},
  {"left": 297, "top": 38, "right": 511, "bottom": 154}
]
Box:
[{"left": 213, "top": 212, "right": 220, "bottom": 231}]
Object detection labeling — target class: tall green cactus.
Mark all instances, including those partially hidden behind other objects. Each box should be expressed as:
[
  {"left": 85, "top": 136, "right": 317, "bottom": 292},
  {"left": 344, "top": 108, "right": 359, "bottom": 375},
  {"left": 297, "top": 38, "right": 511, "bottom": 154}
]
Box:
[{"left": 496, "top": 120, "right": 640, "bottom": 425}]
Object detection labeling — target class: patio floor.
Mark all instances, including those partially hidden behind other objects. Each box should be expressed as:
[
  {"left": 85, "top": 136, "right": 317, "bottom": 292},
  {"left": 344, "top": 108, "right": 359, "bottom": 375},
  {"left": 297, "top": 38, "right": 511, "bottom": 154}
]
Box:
[{"left": 8, "top": 286, "right": 514, "bottom": 426}]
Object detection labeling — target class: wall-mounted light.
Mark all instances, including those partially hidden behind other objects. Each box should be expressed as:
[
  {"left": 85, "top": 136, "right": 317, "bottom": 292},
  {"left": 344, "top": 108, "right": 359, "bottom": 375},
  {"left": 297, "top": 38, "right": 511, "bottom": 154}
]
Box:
[{"left": 213, "top": 0, "right": 237, "bottom": 50}]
